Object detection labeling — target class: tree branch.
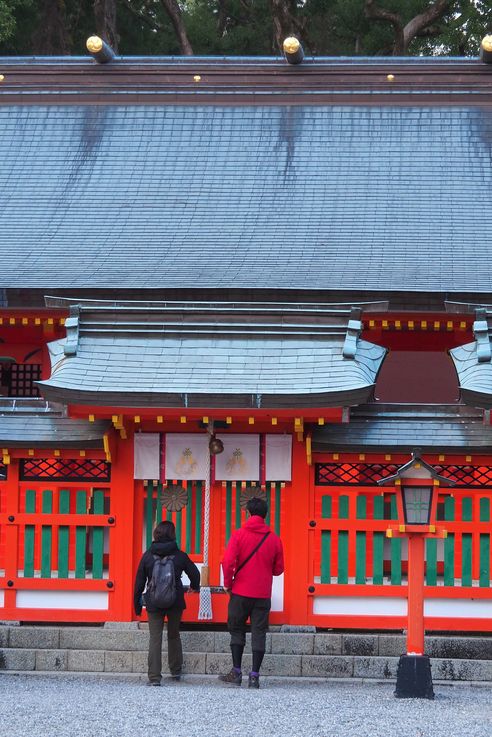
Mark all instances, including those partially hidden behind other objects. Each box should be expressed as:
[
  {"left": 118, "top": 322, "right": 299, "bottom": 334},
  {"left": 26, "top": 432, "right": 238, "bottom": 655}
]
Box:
[
  {"left": 364, "top": 0, "right": 404, "bottom": 53},
  {"left": 159, "top": 0, "right": 193, "bottom": 55},
  {"left": 403, "top": 0, "right": 451, "bottom": 50}
]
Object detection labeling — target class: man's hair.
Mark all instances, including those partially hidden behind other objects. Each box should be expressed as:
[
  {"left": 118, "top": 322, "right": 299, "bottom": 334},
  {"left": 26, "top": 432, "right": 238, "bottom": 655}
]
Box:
[
  {"left": 246, "top": 497, "right": 268, "bottom": 519},
  {"left": 153, "top": 520, "right": 176, "bottom": 542}
]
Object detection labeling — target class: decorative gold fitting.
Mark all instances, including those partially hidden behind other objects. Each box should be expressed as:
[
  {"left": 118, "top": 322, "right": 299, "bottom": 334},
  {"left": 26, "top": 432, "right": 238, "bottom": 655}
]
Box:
[
  {"left": 193, "top": 75, "right": 201, "bottom": 82},
  {"left": 0, "top": 74, "right": 4, "bottom": 82},
  {"left": 387, "top": 74, "right": 395, "bottom": 81},
  {"left": 86, "top": 36, "right": 103, "bottom": 53},
  {"left": 283, "top": 37, "right": 300, "bottom": 54},
  {"left": 482, "top": 35, "right": 492, "bottom": 52}
]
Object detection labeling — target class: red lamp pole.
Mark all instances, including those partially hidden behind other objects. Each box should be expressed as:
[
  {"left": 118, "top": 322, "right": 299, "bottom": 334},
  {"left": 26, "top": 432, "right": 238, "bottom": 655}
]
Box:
[{"left": 406, "top": 533, "right": 425, "bottom": 655}]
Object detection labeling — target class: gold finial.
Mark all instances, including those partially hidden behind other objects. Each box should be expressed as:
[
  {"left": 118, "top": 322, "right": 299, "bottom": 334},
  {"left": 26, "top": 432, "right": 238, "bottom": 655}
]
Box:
[
  {"left": 482, "top": 35, "right": 492, "bottom": 52},
  {"left": 283, "top": 37, "right": 300, "bottom": 55},
  {"left": 193, "top": 75, "right": 201, "bottom": 82},
  {"left": 387, "top": 74, "right": 395, "bottom": 81},
  {"left": 86, "top": 35, "right": 103, "bottom": 53}
]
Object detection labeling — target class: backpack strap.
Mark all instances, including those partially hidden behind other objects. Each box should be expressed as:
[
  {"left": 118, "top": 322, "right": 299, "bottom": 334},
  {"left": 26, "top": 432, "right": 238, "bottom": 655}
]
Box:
[{"left": 234, "top": 532, "right": 270, "bottom": 578}]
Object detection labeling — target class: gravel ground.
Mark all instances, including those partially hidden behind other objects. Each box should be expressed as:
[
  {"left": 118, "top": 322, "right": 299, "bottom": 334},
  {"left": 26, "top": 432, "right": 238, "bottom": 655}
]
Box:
[{"left": 1, "top": 674, "right": 491, "bottom": 737}]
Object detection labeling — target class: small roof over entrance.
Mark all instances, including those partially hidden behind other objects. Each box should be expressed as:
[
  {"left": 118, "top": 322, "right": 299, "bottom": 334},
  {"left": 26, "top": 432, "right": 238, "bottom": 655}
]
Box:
[{"left": 38, "top": 299, "right": 387, "bottom": 409}]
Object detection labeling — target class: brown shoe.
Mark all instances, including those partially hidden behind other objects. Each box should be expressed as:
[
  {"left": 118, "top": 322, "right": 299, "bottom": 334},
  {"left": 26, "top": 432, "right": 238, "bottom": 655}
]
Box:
[{"left": 219, "top": 668, "right": 242, "bottom": 686}]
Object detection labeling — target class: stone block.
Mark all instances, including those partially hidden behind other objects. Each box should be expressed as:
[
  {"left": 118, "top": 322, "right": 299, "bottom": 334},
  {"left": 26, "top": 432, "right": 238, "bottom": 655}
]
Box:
[
  {"left": 67, "top": 649, "right": 105, "bottom": 672},
  {"left": 104, "top": 622, "right": 140, "bottom": 631},
  {"left": 10, "top": 627, "right": 60, "bottom": 650},
  {"left": 0, "top": 627, "right": 9, "bottom": 648},
  {"left": 342, "top": 634, "right": 378, "bottom": 657},
  {"left": 105, "top": 651, "right": 133, "bottom": 673},
  {"left": 301, "top": 655, "right": 354, "bottom": 678},
  {"left": 180, "top": 631, "right": 215, "bottom": 652},
  {"left": 205, "top": 652, "right": 235, "bottom": 675},
  {"left": 427, "top": 636, "right": 492, "bottom": 661},
  {"left": 35, "top": 649, "right": 67, "bottom": 671},
  {"left": 313, "top": 634, "right": 342, "bottom": 655},
  {"left": 182, "top": 652, "right": 206, "bottom": 674},
  {"left": 132, "top": 651, "right": 147, "bottom": 674},
  {"left": 214, "top": 631, "right": 271, "bottom": 653},
  {"left": 60, "top": 628, "right": 145, "bottom": 652},
  {"left": 260, "top": 655, "right": 302, "bottom": 677},
  {"left": 280, "top": 625, "right": 316, "bottom": 633},
  {"left": 432, "top": 658, "right": 492, "bottom": 681},
  {"left": 271, "top": 633, "right": 314, "bottom": 655},
  {"left": 378, "top": 635, "right": 406, "bottom": 658},
  {"left": 0, "top": 649, "right": 36, "bottom": 671},
  {"left": 353, "top": 656, "right": 398, "bottom": 680}
]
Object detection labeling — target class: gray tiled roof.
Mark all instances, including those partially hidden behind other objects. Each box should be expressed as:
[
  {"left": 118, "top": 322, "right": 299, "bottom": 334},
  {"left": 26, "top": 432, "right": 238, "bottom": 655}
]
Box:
[
  {"left": 449, "top": 341, "right": 492, "bottom": 409},
  {"left": 312, "top": 404, "right": 492, "bottom": 452},
  {"left": 37, "top": 302, "right": 386, "bottom": 408},
  {"left": 1, "top": 104, "right": 492, "bottom": 292},
  {"left": 0, "top": 411, "right": 109, "bottom": 447}
]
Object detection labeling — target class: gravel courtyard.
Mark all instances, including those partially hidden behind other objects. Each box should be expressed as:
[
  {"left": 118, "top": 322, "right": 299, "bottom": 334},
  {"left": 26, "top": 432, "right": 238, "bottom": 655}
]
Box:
[{"left": 1, "top": 674, "right": 491, "bottom": 737}]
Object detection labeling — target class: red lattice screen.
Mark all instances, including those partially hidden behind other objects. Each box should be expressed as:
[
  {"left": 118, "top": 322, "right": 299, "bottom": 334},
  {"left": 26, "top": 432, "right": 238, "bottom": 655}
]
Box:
[
  {"left": 20, "top": 458, "right": 111, "bottom": 482},
  {"left": 316, "top": 463, "right": 492, "bottom": 488}
]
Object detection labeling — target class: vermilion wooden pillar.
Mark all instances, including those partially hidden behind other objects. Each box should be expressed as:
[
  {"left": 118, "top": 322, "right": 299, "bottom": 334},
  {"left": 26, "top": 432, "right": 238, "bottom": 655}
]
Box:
[
  {"left": 284, "top": 434, "right": 311, "bottom": 624},
  {"left": 108, "top": 429, "right": 136, "bottom": 621},
  {"left": 2, "top": 458, "right": 20, "bottom": 619}
]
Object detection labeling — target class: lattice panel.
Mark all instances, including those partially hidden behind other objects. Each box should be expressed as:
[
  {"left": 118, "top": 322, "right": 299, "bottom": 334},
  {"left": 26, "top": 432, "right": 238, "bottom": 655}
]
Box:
[
  {"left": 9, "top": 363, "right": 41, "bottom": 397},
  {"left": 316, "top": 463, "right": 399, "bottom": 486},
  {"left": 20, "top": 458, "right": 111, "bottom": 482},
  {"left": 316, "top": 462, "right": 492, "bottom": 487},
  {"left": 0, "top": 460, "right": 6, "bottom": 480}
]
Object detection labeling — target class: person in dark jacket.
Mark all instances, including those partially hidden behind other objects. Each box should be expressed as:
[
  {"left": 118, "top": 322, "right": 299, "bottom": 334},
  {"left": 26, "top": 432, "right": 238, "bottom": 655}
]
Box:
[
  {"left": 219, "top": 496, "right": 284, "bottom": 689},
  {"left": 134, "top": 520, "right": 200, "bottom": 686}
]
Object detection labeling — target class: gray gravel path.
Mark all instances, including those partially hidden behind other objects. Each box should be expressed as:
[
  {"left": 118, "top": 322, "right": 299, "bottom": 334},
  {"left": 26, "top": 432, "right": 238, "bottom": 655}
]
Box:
[{"left": 1, "top": 674, "right": 491, "bottom": 737}]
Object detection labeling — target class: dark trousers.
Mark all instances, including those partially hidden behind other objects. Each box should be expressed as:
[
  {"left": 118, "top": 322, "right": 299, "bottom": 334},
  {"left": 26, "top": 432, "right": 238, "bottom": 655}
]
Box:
[
  {"left": 227, "top": 593, "right": 271, "bottom": 652},
  {"left": 147, "top": 608, "right": 183, "bottom": 682}
]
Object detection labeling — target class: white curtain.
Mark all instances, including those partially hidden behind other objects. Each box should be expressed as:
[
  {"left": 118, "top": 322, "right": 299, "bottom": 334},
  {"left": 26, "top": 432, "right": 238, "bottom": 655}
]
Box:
[
  {"left": 265, "top": 434, "right": 292, "bottom": 481},
  {"left": 165, "top": 433, "right": 209, "bottom": 480},
  {"left": 215, "top": 434, "right": 260, "bottom": 481},
  {"left": 134, "top": 433, "right": 160, "bottom": 480}
]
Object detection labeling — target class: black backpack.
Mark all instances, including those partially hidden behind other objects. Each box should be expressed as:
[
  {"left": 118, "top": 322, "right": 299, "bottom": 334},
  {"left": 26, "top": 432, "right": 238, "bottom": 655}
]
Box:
[{"left": 145, "top": 554, "right": 177, "bottom": 609}]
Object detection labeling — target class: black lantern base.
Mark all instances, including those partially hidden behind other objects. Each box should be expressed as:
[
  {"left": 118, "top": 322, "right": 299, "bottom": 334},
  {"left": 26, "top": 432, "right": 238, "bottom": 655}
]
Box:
[{"left": 394, "top": 655, "right": 434, "bottom": 699}]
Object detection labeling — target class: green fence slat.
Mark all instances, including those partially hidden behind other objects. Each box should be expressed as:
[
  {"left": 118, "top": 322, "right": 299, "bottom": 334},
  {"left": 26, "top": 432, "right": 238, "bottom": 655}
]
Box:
[
  {"left": 390, "top": 495, "right": 401, "bottom": 585},
  {"left": 157, "top": 483, "right": 164, "bottom": 523},
  {"left": 194, "top": 481, "right": 202, "bottom": 554},
  {"left": 265, "top": 482, "right": 271, "bottom": 527},
  {"left": 24, "top": 489, "right": 36, "bottom": 577},
  {"left": 75, "top": 490, "right": 87, "bottom": 579},
  {"left": 425, "top": 539, "right": 437, "bottom": 586},
  {"left": 372, "top": 495, "right": 384, "bottom": 585},
  {"left": 91, "top": 489, "right": 105, "bottom": 579},
  {"left": 175, "top": 509, "right": 182, "bottom": 545},
  {"left": 145, "top": 482, "right": 154, "bottom": 549},
  {"left": 40, "top": 490, "right": 53, "bottom": 578},
  {"left": 57, "top": 489, "right": 70, "bottom": 578},
  {"left": 225, "top": 481, "right": 232, "bottom": 544},
  {"left": 274, "top": 482, "right": 281, "bottom": 535},
  {"left": 321, "top": 531, "right": 331, "bottom": 583},
  {"left": 321, "top": 495, "right": 332, "bottom": 519},
  {"left": 480, "top": 497, "right": 490, "bottom": 587},
  {"left": 444, "top": 496, "right": 455, "bottom": 587},
  {"left": 355, "top": 495, "right": 366, "bottom": 584},
  {"left": 461, "top": 497, "right": 473, "bottom": 587},
  {"left": 339, "top": 495, "right": 349, "bottom": 519},
  {"left": 235, "top": 482, "right": 242, "bottom": 530},
  {"left": 185, "top": 480, "right": 194, "bottom": 553},
  {"left": 337, "top": 531, "right": 349, "bottom": 584}
]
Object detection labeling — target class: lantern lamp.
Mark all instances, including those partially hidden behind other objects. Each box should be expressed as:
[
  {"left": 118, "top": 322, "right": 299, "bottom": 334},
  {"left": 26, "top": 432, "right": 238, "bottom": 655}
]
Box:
[{"left": 401, "top": 486, "right": 433, "bottom": 525}]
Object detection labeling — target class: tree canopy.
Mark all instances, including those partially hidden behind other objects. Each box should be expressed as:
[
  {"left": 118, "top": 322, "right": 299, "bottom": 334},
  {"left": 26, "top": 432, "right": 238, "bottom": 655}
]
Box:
[{"left": 0, "top": 0, "right": 491, "bottom": 57}]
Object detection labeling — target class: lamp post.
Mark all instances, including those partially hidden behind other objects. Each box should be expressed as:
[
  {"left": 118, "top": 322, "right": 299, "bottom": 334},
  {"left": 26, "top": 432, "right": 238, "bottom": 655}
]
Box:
[{"left": 379, "top": 452, "right": 451, "bottom": 699}]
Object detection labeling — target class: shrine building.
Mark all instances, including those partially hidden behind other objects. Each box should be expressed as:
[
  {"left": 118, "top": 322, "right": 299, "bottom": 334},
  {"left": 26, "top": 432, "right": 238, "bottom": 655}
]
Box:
[{"left": 1, "top": 41, "right": 492, "bottom": 630}]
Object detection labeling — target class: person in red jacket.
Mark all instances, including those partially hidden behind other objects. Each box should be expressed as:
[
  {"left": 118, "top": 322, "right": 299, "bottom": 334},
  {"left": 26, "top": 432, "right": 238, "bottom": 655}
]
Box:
[{"left": 219, "top": 496, "right": 284, "bottom": 689}]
